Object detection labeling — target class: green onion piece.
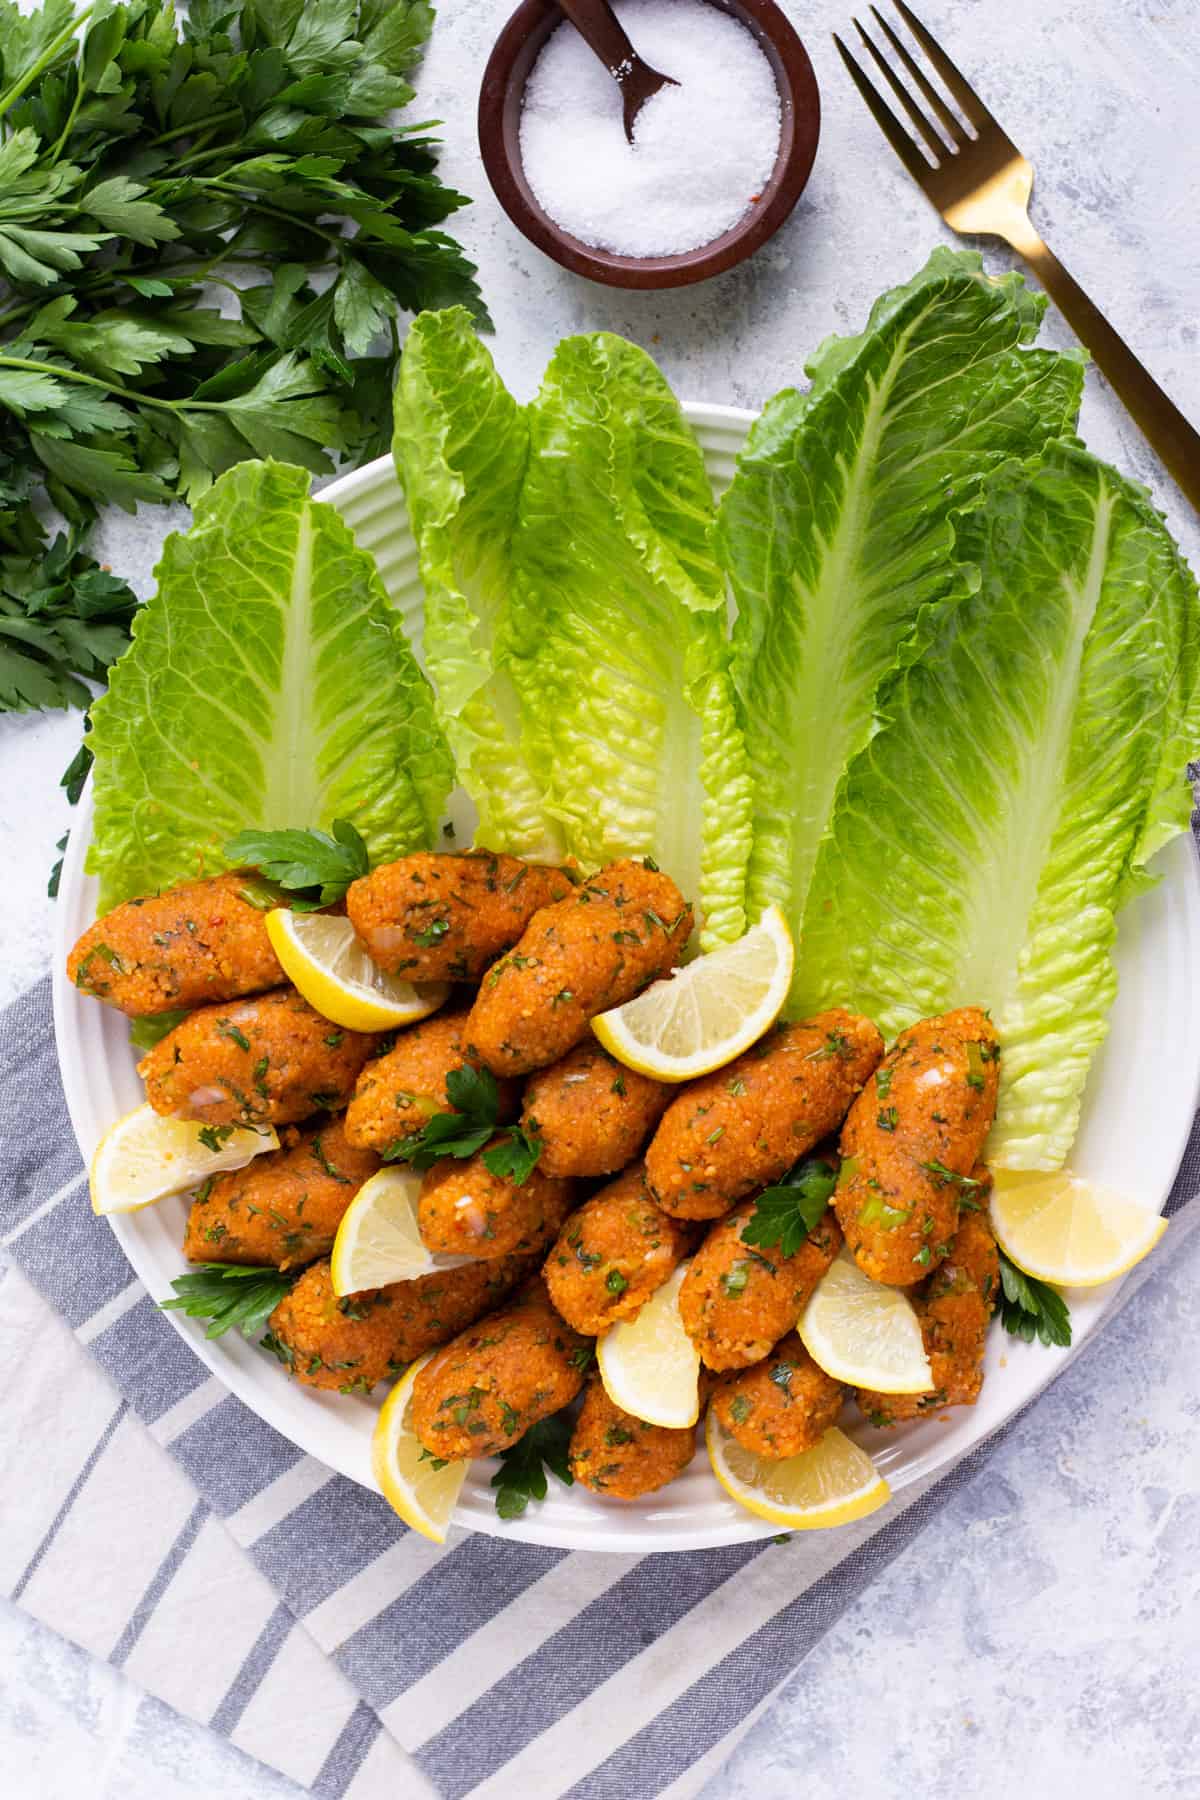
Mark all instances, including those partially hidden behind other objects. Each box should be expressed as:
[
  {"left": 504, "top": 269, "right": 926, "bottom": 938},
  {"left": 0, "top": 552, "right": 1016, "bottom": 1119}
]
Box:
[
  {"left": 966, "top": 1041, "right": 986, "bottom": 1090},
  {"left": 859, "top": 1194, "right": 912, "bottom": 1230}
]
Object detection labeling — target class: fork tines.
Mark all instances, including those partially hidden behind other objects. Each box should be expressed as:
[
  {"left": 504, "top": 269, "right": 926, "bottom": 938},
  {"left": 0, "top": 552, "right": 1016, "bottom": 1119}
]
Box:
[{"left": 834, "top": 0, "right": 1000, "bottom": 176}]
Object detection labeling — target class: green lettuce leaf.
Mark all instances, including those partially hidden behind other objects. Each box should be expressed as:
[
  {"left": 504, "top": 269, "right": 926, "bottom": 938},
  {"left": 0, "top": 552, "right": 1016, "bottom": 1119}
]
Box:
[
  {"left": 87, "top": 459, "right": 453, "bottom": 909},
  {"left": 795, "top": 442, "right": 1200, "bottom": 1169},
  {"left": 719, "top": 247, "right": 1086, "bottom": 940},
  {"left": 395, "top": 317, "right": 754, "bottom": 944},
  {"left": 393, "top": 308, "right": 561, "bottom": 859},
  {"left": 505, "top": 333, "right": 753, "bottom": 946}
]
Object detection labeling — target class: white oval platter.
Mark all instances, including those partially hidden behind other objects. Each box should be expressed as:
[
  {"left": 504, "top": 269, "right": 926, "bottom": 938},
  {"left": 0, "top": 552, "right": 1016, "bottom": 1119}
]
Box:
[{"left": 52, "top": 403, "right": 1200, "bottom": 1552}]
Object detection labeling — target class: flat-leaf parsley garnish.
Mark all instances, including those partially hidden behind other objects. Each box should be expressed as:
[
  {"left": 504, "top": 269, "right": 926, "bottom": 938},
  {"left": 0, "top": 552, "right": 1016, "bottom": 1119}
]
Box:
[
  {"left": 224, "top": 821, "right": 370, "bottom": 910},
  {"left": 997, "top": 1251, "right": 1072, "bottom": 1348},
  {"left": 740, "top": 1152, "right": 839, "bottom": 1257},
  {"left": 387, "top": 1064, "right": 543, "bottom": 1184},
  {"left": 491, "top": 1413, "right": 574, "bottom": 1519},
  {"left": 161, "top": 1264, "right": 295, "bottom": 1340},
  {"left": 481, "top": 1127, "right": 544, "bottom": 1185}
]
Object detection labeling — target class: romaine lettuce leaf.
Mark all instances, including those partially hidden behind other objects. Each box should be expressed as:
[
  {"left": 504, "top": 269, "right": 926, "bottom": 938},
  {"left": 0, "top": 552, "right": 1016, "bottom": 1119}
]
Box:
[
  {"left": 505, "top": 332, "right": 753, "bottom": 946},
  {"left": 719, "top": 247, "right": 1086, "bottom": 936},
  {"left": 393, "top": 308, "right": 562, "bottom": 859},
  {"left": 87, "top": 459, "right": 453, "bottom": 910},
  {"left": 795, "top": 442, "right": 1200, "bottom": 1168},
  {"left": 395, "top": 318, "right": 754, "bottom": 943}
]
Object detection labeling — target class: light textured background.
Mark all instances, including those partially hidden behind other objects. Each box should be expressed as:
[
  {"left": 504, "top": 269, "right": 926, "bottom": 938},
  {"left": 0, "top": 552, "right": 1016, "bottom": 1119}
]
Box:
[{"left": 2, "top": 0, "right": 1198, "bottom": 1792}]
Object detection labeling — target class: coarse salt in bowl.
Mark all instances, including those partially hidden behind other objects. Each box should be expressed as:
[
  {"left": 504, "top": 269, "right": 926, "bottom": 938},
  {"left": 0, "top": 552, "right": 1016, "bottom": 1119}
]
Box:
[
  {"left": 519, "top": 0, "right": 781, "bottom": 259},
  {"left": 478, "top": 0, "right": 821, "bottom": 290}
]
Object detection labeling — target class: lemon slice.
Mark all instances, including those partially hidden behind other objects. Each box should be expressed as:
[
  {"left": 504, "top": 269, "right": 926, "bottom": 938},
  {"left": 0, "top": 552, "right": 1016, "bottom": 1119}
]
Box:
[
  {"left": 90, "top": 1103, "right": 278, "bottom": 1216},
  {"left": 331, "top": 1166, "right": 477, "bottom": 1296},
  {"left": 265, "top": 908, "right": 449, "bottom": 1032},
  {"left": 596, "top": 1262, "right": 701, "bottom": 1428},
  {"left": 989, "top": 1168, "right": 1167, "bottom": 1287},
  {"left": 798, "top": 1249, "right": 933, "bottom": 1394},
  {"left": 372, "top": 1352, "right": 467, "bottom": 1542},
  {"left": 707, "top": 1416, "right": 889, "bottom": 1530},
  {"left": 591, "top": 904, "right": 794, "bottom": 1082}
]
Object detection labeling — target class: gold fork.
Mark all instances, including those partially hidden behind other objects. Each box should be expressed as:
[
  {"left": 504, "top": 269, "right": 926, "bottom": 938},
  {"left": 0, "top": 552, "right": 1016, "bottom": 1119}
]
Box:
[{"left": 836, "top": 0, "right": 1200, "bottom": 511}]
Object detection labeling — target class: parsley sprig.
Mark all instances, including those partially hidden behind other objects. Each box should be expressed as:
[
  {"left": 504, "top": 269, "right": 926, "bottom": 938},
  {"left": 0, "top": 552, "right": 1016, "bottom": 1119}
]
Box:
[
  {"left": 225, "top": 820, "right": 370, "bottom": 908},
  {"left": 740, "top": 1152, "right": 839, "bottom": 1258},
  {"left": 161, "top": 1262, "right": 295, "bottom": 1339},
  {"left": 490, "top": 1413, "right": 574, "bottom": 1520},
  {"left": 387, "top": 1064, "right": 543, "bottom": 1184},
  {"left": 997, "top": 1251, "right": 1072, "bottom": 1348}
]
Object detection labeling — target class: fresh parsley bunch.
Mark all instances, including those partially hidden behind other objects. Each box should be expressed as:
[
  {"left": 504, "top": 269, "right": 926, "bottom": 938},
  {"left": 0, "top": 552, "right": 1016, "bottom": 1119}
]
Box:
[{"left": 0, "top": 0, "right": 485, "bottom": 715}]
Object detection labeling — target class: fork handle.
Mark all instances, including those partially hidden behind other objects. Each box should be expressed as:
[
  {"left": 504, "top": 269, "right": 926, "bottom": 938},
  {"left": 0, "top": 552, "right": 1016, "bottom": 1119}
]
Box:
[{"left": 1006, "top": 219, "right": 1200, "bottom": 511}]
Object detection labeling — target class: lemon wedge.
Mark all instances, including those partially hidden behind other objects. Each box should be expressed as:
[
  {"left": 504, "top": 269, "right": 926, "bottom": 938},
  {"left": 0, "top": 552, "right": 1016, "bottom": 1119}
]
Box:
[
  {"left": 707, "top": 1416, "right": 889, "bottom": 1531},
  {"left": 372, "top": 1352, "right": 467, "bottom": 1543},
  {"left": 90, "top": 1103, "right": 278, "bottom": 1216},
  {"left": 591, "top": 904, "right": 794, "bottom": 1082},
  {"left": 798, "top": 1248, "right": 933, "bottom": 1394},
  {"left": 331, "top": 1166, "right": 476, "bottom": 1296},
  {"left": 265, "top": 908, "right": 449, "bottom": 1032},
  {"left": 596, "top": 1262, "right": 701, "bottom": 1428},
  {"left": 989, "top": 1168, "right": 1167, "bottom": 1287}
]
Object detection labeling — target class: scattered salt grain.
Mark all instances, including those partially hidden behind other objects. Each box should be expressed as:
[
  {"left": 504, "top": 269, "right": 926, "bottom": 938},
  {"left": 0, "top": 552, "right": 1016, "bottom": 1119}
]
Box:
[{"left": 519, "top": 0, "right": 783, "bottom": 258}]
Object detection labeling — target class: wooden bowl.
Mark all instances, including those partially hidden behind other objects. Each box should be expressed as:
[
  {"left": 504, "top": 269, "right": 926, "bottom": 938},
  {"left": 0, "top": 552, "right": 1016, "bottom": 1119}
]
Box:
[{"left": 477, "top": 0, "right": 821, "bottom": 290}]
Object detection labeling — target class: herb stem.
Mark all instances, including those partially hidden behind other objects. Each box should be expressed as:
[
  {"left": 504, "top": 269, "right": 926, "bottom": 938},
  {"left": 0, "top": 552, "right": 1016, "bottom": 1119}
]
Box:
[
  {"left": 47, "top": 77, "right": 86, "bottom": 164},
  {"left": 204, "top": 181, "right": 348, "bottom": 250},
  {"left": 0, "top": 252, "right": 271, "bottom": 334},
  {"left": 171, "top": 140, "right": 243, "bottom": 172},
  {"left": 0, "top": 352, "right": 258, "bottom": 418},
  {"left": 149, "top": 108, "right": 243, "bottom": 148},
  {"left": 0, "top": 351, "right": 169, "bottom": 407}
]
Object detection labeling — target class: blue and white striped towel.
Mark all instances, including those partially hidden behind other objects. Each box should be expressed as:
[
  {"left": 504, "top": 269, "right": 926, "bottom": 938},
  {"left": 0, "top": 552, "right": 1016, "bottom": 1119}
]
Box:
[{"left": 4, "top": 974, "right": 1197, "bottom": 1798}]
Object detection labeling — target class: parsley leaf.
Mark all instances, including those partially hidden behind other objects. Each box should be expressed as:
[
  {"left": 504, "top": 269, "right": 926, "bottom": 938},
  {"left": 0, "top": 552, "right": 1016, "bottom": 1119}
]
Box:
[
  {"left": 740, "top": 1152, "right": 839, "bottom": 1258},
  {"left": 225, "top": 820, "right": 370, "bottom": 908},
  {"left": 161, "top": 1263, "right": 296, "bottom": 1340},
  {"left": 387, "top": 1063, "right": 500, "bottom": 1170},
  {"left": 997, "top": 1251, "right": 1072, "bottom": 1348},
  {"left": 389, "top": 1114, "right": 495, "bottom": 1169},
  {"left": 490, "top": 1413, "right": 575, "bottom": 1520},
  {"left": 482, "top": 1126, "right": 543, "bottom": 1186},
  {"left": 197, "top": 1124, "right": 236, "bottom": 1153},
  {"left": 390, "top": 1068, "right": 543, "bottom": 1185},
  {"left": 0, "top": 526, "right": 138, "bottom": 712}
]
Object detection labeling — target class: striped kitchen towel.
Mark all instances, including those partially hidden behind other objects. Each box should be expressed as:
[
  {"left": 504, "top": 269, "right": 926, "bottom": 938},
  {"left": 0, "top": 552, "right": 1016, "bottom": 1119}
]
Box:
[{"left": 3, "top": 974, "right": 1198, "bottom": 1799}]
